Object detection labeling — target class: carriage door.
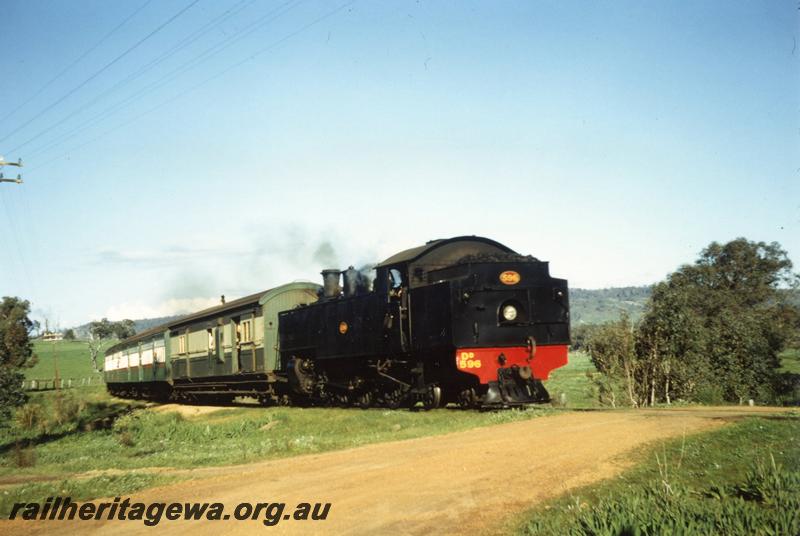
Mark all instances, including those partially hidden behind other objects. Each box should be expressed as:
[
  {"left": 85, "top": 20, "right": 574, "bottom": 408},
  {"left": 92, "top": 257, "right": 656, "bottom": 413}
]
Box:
[
  {"left": 238, "top": 313, "right": 255, "bottom": 372},
  {"left": 231, "top": 317, "right": 240, "bottom": 373},
  {"left": 264, "top": 310, "right": 278, "bottom": 372}
]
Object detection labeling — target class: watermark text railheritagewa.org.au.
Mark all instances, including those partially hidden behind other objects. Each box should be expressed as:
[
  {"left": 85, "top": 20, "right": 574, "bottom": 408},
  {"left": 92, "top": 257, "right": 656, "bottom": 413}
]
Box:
[{"left": 9, "top": 497, "right": 331, "bottom": 527}]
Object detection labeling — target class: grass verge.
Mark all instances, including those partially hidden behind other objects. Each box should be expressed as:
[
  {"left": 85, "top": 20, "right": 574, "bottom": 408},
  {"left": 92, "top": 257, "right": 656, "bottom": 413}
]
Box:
[
  {"left": 515, "top": 415, "right": 799, "bottom": 535},
  {"left": 1, "top": 387, "right": 553, "bottom": 517}
]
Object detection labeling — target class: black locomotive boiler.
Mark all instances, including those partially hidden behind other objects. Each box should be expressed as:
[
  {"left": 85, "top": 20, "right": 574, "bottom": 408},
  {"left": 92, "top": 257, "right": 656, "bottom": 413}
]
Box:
[{"left": 280, "top": 236, "right": 570, "bottom": 409}]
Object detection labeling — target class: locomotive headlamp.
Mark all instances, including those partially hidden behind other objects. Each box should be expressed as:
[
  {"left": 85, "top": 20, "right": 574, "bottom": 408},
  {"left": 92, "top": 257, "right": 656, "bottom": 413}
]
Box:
[{"left": 502, "top": 304, "right": 518, "bottom": 321}]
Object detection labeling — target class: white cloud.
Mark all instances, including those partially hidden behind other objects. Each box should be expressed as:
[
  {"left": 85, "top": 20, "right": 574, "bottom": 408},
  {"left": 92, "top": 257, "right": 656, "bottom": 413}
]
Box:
[{"left": 99, "top": 297, "right": 232, "bottom": 321}]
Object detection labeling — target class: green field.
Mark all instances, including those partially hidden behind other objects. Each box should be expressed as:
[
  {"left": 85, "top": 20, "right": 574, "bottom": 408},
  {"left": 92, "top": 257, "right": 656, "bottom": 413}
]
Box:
[
  {"left": 515, "top": 415, "right": 800, "bottom": 535},
  {"left": 26, "top": 340, "right": 114, "bottom": 380},
  {"left": 543, "top": 351, "right": 598, "bottom": 408}
]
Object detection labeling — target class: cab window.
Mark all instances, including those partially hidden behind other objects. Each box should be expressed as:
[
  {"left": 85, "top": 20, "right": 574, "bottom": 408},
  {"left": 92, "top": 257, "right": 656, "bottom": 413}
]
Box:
[{"left": 389, "top": 268, "right": 403, "bottom": 289}]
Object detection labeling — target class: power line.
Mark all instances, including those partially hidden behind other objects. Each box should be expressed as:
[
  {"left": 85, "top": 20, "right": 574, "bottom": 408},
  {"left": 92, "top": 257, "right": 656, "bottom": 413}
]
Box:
[
  {"left": 23, "top": 0, "right": 301, "bottom": 160},
  {"left": 0, "top": 156, "right": 37, "bottom": 300},
  {"left": 13, "top": 0, "right": 259, "bottom": 157},
  {"left": 0, "top": 186, "right": 35, "bottom": 298},
  {"left": 0, "top": 0, "right": 201, "bottom": 146},
  {"left": 0, "top": 0, "right": 152, "bottom": 127},
  {"left": 15, "top": 0, "right": 255, "bottom": 157},
  {"left": 26, "top": 1, "right": 356, "bottom": 174},
  {"left": 16, "top": 182, "right": 42, "bottom": 296}
]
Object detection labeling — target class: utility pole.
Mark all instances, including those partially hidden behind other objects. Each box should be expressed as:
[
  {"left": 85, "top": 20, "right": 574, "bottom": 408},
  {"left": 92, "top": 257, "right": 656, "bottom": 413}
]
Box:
[
  {"left": 53, "top": 334, "right": 61, "bottom": 391},
  {"left": 0, "top": 155, "right": 23, "bottom": 184},
  {"left": 44, "top": 318, "right": 60, "bottom": 391}
]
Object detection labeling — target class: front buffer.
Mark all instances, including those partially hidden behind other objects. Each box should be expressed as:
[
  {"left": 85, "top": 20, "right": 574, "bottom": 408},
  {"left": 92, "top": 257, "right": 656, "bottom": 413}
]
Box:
[{"left": 455, "top": 344, "right": 568, "bottom": 407}]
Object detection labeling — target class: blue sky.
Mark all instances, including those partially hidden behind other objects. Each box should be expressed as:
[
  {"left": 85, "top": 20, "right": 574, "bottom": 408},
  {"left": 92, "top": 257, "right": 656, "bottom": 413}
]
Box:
[{"left": 0, "top": 0, "right": 797, "bottom": 327}]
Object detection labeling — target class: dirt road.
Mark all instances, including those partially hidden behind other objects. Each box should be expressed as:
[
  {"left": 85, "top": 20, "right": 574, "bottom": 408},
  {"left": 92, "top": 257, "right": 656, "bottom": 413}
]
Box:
[{"left": 5, "top": 407, "right": 793, "bottom": 535}]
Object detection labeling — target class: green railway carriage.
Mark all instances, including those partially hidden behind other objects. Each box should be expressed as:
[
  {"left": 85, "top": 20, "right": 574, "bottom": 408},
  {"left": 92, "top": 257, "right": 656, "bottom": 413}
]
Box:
[{"left": 104, "top": 282, "right": 320, "bottom": 402}]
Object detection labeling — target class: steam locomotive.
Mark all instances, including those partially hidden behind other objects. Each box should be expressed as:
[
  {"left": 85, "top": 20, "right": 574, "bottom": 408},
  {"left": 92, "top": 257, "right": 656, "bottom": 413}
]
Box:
[{"left": 104, "top": 236, "right": 570, "bottom": 409}]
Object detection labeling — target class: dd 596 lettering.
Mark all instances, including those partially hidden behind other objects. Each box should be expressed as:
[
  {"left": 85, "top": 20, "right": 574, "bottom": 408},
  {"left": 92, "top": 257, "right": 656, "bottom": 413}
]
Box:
[{"left": 458, "top": 351, "right": 482, "bottom": 369}]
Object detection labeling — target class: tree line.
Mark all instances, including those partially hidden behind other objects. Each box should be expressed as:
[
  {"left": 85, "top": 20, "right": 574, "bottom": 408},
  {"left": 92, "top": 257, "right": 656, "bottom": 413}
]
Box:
[{"left": 583, "top": 238, "right": 799, "bottom": 406}]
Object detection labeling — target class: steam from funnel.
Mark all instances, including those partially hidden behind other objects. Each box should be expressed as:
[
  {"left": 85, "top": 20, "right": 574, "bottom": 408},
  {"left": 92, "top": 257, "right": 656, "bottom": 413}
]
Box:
[{"left": 357, "top": 264, "right": 375, "bottom": 294}]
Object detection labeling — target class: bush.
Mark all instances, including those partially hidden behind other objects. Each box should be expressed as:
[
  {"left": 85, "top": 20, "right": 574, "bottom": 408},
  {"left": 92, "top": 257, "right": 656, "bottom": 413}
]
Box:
[
  {"left": 694, "top": 384, "right": 726, "bottom": 405},
  {"left": 51, "top": 391, "right": 83, "bottom": 427},
  {"left": 774, "top": 371, "right": 800, "bottom": 406},
  {"left": 14, "top": 403, "right": 44, "bottom": 431},
  {"left": 117, "top": 431, "right": 135, "bottom": 447}
]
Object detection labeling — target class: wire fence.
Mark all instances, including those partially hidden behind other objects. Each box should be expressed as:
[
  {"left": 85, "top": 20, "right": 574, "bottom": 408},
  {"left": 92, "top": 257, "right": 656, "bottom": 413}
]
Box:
[{"left": 22, "top": 376, "right": 102, "bottom": 391}]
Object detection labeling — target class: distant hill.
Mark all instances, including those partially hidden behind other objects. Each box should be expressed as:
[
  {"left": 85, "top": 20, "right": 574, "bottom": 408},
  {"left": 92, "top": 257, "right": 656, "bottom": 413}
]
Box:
[
  {"left": 569, "top": 286, "right": 800, "bottom": 326},
  {"left": 66, "top": 285, "right": 793, "bottom": 335},
  {"left": 70, "top": 291, "right": 651, "bottom": 335},
  {"left": 570, "top": 286, "right": 652, "bottom": 325}
]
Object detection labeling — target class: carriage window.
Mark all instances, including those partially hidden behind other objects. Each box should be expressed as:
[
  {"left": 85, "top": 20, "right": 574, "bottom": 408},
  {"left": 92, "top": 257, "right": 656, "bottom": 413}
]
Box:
[
  {"left": 178, "top": 335, "right": 186, "bottom": 354},
  {"left": 241, "top": 320, "right": 252, "bottom": 343},
  {"left": 389, "top": 268, "right": 403, "bottom": 289},
  {"left": 207, "top": 328, "right": 215, "bottom": 350}
]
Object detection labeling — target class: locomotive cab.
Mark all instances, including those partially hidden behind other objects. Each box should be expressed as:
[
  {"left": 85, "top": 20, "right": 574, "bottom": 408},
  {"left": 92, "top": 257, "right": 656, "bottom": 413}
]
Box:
[{"left": 376, "top": 236, "right": 571, "bottom": 407}]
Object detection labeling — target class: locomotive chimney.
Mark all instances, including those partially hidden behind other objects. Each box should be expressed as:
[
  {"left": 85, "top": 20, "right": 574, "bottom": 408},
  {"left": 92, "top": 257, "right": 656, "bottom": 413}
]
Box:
[
  {"left": 342, "top": 266, "right": 358, "bottom": 298},
  {"left": 321, "top": 269, "right": 341, "bottom": 299}
]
